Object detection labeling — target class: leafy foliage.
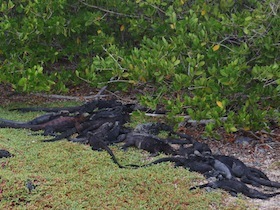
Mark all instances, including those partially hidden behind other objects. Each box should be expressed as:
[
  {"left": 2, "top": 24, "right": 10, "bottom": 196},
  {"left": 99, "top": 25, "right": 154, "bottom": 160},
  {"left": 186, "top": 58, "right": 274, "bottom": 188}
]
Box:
[{"left": 0, "top": 0, "right": 279, "bottom": 133}]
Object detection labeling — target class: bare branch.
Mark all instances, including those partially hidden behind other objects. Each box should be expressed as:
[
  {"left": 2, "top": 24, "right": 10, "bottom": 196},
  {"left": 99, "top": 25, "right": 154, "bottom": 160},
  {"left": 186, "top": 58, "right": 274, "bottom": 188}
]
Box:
[
  {"left": 143, "top": 113, "right": 228, "bottom": 126},
  {"left": 78, "top": 0, "right": 143, "bottom": 19},
  {"left": 30, "top": 93, "right": 107, "bottom": 101}
]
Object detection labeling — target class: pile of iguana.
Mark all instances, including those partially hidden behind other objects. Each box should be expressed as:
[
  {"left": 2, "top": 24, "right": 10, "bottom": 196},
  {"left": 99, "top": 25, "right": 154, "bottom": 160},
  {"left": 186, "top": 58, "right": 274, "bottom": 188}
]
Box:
[
  {"left": 141, "top": 143, "right": 280, "bottom": 199},
  {"left": 1, "top": 99, "right": 279, "bottom": 200}
]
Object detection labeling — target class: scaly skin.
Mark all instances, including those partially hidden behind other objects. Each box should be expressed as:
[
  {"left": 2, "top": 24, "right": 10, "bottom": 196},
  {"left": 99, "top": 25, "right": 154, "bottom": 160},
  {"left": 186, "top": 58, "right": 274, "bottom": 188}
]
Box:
[
  {"left": 0, "top": 113, "right": 89, "bottom": 135},
  {"left": 190, "top": 179, "right": 280, "bottom": 199}
]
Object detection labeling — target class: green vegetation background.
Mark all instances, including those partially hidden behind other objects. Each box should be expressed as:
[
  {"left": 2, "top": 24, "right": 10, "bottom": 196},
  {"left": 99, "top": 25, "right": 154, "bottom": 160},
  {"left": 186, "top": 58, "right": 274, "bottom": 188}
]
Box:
[{"left": 0, "top": 1, "right": 279, "bottom": 132}]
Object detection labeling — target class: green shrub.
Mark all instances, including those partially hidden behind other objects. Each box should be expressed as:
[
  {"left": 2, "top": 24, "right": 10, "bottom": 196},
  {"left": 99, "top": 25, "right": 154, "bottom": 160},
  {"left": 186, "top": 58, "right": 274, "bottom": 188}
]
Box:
[{"left": 0, "top": 0, "right": 279, "bottom": 133}]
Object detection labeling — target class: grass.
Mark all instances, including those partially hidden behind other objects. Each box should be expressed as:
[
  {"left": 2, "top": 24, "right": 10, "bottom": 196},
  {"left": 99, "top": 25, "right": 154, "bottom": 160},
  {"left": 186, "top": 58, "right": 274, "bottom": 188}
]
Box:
[{"left": 0, "top": 102, "right": 250, "bottom": 209}]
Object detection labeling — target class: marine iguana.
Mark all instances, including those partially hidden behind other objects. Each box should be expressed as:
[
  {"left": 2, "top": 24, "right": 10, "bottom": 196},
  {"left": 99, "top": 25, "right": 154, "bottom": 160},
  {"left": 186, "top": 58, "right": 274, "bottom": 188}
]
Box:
[
  {"left": 87, "top": 123, "right": 138, "bottom": 169},
  {"left": 213, "top": 155, "right": 280, "bottom": 188},
  {"left": 0, "top": 113, "right": 89, "bottom": 136},
  {"left": 0, "top": 149, "right": 13, "bottom": 158},
  {"left": 190, "top": 179, "right": 280, "bottom": 199},
  {"left": 119, "top": 132, "right": 177, "bottom": 156},
  {"left": 10, "top": 99, "right": 123, "bottom": 113}
]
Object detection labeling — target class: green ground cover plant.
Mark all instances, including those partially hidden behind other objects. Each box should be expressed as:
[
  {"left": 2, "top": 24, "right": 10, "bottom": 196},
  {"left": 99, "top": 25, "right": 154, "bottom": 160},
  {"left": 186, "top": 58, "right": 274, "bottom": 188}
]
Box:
[
  {"left": 0, "top": 0, "right": 279, "bottom": 134},
  {"left": 0, "top": 103, "right": 250, "bottom": 209}
]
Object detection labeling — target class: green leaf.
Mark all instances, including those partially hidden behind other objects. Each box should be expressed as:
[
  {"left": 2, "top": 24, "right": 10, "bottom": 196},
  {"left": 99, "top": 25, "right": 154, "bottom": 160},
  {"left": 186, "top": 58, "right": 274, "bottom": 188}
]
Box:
[
  {"left": 174, "top": 60, "right": 180, "bottom": 66},
  {"left": 18, "top": 77, "right": 27, "bottom": 86}
]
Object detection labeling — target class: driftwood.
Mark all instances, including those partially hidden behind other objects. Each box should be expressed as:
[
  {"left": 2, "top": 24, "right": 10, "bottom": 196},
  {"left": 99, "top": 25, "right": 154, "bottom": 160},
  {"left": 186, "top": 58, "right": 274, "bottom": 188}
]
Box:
[{"left": 31, "top": 93, "right": 108, "bottom": 101}]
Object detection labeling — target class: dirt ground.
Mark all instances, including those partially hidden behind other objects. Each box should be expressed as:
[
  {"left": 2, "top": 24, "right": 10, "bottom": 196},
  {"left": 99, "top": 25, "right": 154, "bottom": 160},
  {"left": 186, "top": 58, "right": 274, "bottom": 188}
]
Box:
[{"left": 0, "top": 83, "right": 279, "bottom": 209}]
